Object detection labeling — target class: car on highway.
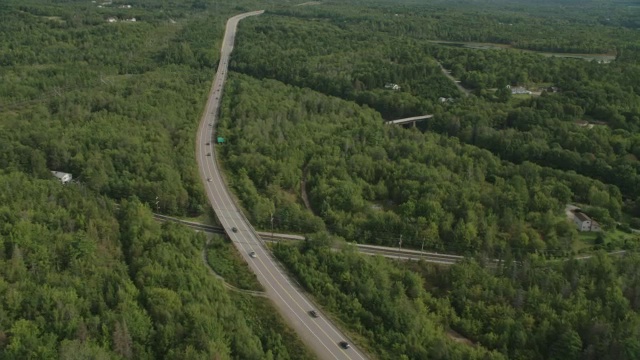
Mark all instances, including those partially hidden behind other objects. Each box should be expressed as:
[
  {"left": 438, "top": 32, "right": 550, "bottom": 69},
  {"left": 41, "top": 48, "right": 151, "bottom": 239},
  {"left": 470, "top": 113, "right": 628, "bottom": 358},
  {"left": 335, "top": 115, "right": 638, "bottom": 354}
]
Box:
[
  {"left": 207, "top": 178, "right": 212, "bottom": 182},
  {"left": 309, "top": 310, "right": 319, "bottom": 318},
  {"left": 249, "top": 251, "right": 256, "bottom": 258},
  {"left": 339, "top": 341, "right": 350, "bottom": 349},
  {"left": 207, "top": 153, "right": 211, "bottom": 156},
  {"left": 206, "top": 142, "right": 210, "bottom": 145},
  {"left": 232, "top": 227, "right": 238, "bottom": 233}
]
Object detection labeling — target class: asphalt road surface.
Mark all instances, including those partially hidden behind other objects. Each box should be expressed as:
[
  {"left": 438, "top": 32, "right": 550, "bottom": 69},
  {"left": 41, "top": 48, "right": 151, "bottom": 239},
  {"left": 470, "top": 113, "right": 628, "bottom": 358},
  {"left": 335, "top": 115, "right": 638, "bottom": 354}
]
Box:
[{"left": 195, "top": 10, "right": 369, "bottom": 360}]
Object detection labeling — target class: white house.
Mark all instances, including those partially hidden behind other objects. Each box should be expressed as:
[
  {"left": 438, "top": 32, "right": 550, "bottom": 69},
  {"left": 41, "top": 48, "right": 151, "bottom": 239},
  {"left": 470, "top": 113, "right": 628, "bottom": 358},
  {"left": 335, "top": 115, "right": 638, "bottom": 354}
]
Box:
[
  {"left": 506, "top": 85, "right": 531, "bottom": 95},
  {"left": 573, "top": 211, "right": 601, "bottom": 232},
  {"left": 384, "top": 83, "right": 401, "bottom": 91},
  {"left": 51, "top": 171, "right": 72, "bottom": 184}
]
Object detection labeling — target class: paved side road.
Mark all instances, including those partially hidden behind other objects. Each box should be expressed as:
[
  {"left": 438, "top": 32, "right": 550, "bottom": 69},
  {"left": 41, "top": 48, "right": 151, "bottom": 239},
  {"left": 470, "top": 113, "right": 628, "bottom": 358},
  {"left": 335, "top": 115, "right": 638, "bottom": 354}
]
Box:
[{"left": 195, "top": 10, "right": 369, "bottom": 360}]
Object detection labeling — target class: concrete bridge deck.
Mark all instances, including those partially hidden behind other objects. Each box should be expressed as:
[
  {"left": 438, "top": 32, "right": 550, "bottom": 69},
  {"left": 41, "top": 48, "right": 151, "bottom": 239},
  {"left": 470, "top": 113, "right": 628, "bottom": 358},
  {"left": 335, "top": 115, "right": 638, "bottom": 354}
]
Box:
[{"left": 385, "top": 114, "right": 433, "bottom": 125}]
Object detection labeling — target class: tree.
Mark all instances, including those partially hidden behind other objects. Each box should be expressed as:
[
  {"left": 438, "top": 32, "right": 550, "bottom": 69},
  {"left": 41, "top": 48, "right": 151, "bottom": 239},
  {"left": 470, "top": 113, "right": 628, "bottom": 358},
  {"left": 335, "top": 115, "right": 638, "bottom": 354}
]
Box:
[{"left": 496, "top": 86, "right": 512, "bottom": 103}]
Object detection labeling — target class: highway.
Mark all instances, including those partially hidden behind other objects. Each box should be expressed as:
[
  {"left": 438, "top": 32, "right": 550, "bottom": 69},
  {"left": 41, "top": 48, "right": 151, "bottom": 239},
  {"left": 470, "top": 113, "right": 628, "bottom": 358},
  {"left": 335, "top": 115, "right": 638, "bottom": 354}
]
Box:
[{"left": 195, "top": 10, "right": 369, "bottom": 360}]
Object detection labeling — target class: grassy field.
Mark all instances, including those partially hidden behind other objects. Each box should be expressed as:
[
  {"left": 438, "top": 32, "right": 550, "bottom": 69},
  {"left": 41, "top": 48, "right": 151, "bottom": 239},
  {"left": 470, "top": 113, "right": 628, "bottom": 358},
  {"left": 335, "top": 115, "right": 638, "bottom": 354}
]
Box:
[{"left": 576, "top": 228, "right": 639, "bottom": 253}]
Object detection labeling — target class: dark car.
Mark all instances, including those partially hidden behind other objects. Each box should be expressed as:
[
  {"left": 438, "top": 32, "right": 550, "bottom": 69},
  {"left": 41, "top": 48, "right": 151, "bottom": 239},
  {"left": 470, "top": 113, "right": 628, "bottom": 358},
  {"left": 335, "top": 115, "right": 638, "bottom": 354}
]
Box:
[
  {"left": 339, "top": 341, "right": 350, "bottom": 349},
  {"left": 232, "top": 227, "right": 238, "bottom": 233},
  {"left": 207, "top": 153, "right": 211, "bottom": 156},
  {"left": 309, "top": 310, "right": 319, "bottom": 318}
]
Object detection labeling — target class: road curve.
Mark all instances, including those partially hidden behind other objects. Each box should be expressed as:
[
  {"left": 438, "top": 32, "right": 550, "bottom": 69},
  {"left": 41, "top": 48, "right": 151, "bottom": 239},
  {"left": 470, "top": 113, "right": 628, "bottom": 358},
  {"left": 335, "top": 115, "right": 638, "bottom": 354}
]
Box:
[{"left": 195, "top": 11, "right": 369, "bottom": 360}]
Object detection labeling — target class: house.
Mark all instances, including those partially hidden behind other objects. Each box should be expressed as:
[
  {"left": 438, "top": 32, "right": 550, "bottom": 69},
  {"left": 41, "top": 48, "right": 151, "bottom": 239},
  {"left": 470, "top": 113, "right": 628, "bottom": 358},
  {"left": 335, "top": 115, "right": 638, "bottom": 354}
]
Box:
[
  {"left": 573, "top": 211, "right": 601, "bottom": 232},
  {"left": 575, "top": 120, "right": 595, "bottom": 129},
  {"left": 506, "top": 85, "right": 531, "bottom": 95},
  {"left": 51, "top": 171, "right": 72, "bottom": 184},
  {"left": 384, "top": 83, "right": 401, "bottom": 91}
]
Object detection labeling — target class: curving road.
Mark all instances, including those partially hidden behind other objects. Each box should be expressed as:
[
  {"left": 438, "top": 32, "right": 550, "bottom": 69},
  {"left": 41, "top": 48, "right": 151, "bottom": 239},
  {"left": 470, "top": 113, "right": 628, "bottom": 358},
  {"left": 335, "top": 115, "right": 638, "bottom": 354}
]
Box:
[{"left": 195, "top": 11, "right": 369, "bottom": 360}]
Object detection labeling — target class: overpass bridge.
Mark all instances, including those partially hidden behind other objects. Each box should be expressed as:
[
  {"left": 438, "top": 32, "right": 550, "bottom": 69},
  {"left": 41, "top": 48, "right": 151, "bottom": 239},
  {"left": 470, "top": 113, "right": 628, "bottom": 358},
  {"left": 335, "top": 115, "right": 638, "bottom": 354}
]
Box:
[{"left": 385, "top": 114, "right": 433, "bottom": 126}]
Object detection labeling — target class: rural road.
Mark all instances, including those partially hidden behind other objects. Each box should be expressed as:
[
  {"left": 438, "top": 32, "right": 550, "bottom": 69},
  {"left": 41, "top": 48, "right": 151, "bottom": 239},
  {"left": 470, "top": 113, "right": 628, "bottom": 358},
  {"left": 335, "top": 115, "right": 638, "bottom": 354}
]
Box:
[{"left": 195, "top": 10, "right": 369, "bottom": 360}]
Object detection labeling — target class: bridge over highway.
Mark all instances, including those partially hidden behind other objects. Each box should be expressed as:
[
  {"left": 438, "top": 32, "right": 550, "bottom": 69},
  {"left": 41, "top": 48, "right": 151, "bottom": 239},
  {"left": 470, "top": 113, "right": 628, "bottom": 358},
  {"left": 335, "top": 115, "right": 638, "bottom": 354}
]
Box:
[{"left": 385, "top": 114, "right": 433, "bottom": 126}]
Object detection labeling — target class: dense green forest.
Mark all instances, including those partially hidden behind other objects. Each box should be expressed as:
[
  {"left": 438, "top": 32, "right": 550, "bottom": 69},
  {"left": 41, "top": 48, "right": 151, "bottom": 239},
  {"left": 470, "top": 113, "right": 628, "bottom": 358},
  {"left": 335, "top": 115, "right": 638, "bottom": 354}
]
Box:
[
  {"left": 219, "top": 73, "right": 636, "bottom": 256},
  {"left": 0, "top": 0, "right": 316, "bottom": 358},
  {"left": 223, "top": 3, "right": 640, "bottom": 254},
  {"left": 0, "top": 0, "right": 239, "bottom": 216},
  {"left": 217, "top": 3, "right": 640, "bottom": 356},
  {"left": 4, "top": 0, "right": 640, "bottom": 358},
  {"left": 0, "top": 173, "right": 311, "bottom": 359},
  {"left": 230, "top": 14, "right": 640, "bottom": 216},
  {"left": 271, "top": 0, "right": 640, "bottom": 53},
  {"left": 273, "top": 238, "right": 506, "bottom": 360},
  {"left": 273, "top": 239, "right": 640, "bottom": 360}
]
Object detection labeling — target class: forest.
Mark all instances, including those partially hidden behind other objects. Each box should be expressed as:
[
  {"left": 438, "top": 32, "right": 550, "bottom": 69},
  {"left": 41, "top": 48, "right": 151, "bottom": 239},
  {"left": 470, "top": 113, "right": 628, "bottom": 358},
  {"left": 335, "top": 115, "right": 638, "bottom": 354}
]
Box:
[
  {"left": 0, "top": 0, "right": 315, "bottom": 358},
  {"left": 3, "top": 0, "right": 640, "bottom": 358},
  {"left": 218, "top": 73, "right": 636, "bottom": 257},
  {"left": 224, "top": 3, "right": 640, "bottom": 254},
  {"left": 0, "top": 172, "right": 311, "bottom": 359},
  {"left": 217, "top": 2, "right": 640, "bottom": 357},
  {"left": 273, "top": 239, "right": 640, "bottom": 360},
  {"left": 0, "top": 0, "right": 286, "bottom": 217}
]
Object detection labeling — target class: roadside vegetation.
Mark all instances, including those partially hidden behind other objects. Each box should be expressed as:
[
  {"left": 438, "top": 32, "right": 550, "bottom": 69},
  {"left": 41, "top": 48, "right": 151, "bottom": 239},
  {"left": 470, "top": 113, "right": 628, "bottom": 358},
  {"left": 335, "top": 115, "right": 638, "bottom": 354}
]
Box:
[
  {"left": 273, "top": 239, "right": 640, "bottom": 360},
  {"left": 206, "top": 234, "right": 264, "bottom": 292}
]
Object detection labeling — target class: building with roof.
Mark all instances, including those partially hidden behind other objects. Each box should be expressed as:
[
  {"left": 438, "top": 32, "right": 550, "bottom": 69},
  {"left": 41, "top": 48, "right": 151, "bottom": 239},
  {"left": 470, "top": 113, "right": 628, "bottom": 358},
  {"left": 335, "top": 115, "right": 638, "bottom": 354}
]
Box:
[
  {"left": 384, "top": 83, "right": 401, "bottom": 91},
  {"left": 51, "top": 171, "right": 72, "bottom": 184},
  {"left": 573, "top": 211, "right": 601, "bottom": 232},
  {"left": 506, "top": 85, "right": 531, "bottom": 95}
]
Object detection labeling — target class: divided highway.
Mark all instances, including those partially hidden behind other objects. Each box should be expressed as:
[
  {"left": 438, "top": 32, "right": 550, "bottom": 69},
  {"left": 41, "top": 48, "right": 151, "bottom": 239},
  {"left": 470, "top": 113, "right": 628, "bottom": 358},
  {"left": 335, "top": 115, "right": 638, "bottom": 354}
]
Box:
[{"left": 196, "top": 11, "right": 369, "bottom": 360}]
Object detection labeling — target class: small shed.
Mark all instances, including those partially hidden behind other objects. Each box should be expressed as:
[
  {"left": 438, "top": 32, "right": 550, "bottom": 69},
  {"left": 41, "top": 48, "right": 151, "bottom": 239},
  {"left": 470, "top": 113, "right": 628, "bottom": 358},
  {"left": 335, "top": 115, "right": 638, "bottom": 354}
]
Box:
[{"left": 217, "top": 137, "right": 225, "bottom": 144}]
